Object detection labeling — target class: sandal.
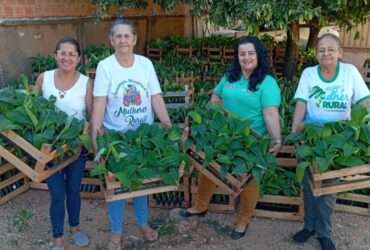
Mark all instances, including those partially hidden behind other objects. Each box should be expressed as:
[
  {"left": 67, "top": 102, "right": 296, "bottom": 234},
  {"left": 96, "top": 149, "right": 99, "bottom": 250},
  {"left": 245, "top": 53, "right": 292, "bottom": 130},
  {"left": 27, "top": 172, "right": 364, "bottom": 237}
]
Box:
[
  {"left": 140, "top": 224, "right": 159, "bottom": 242},
  {"left": 107, "top": 235, "right": 121, "bottom": 250}
]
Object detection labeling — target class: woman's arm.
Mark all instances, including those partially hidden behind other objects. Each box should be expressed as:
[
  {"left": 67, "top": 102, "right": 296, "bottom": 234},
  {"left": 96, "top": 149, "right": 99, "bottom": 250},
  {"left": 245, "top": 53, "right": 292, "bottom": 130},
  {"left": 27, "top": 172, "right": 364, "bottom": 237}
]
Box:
[
  {"left": 263, "top": 106, "right": 282, "bottom": 155},
  {"left": 34, "top": 73, "right": 44, "bottom": 94},
  {"left": 151, "top": 94, "right": 172, "bottom": 128},
  {"left": 359, "top": 98, "right": 370, "bottom": 108},
  {"left": 210, "top": 93, "right": 222, "bottom": 104},
  {"left": 291, "top": 101, "right": 306, "bottom": 133},
  {"left": 90, "top": 96, "right": 107, "bottom": 154},
  {"left": 85, "top": 79, "right": 93, "bottom": 121}
]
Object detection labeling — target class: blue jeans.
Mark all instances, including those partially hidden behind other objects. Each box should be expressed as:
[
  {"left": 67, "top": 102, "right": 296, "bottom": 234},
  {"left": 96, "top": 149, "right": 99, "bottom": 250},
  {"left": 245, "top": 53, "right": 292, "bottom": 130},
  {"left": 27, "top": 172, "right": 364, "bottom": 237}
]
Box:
[
  {"left": 107, "top": 196, "right": 148, "bottom": 234},
  {"left": 47, "top": 154, "right": 86, "bottom": 238},
  {"left": 303, "top": 169, "right": 336, "bottom": 238}
]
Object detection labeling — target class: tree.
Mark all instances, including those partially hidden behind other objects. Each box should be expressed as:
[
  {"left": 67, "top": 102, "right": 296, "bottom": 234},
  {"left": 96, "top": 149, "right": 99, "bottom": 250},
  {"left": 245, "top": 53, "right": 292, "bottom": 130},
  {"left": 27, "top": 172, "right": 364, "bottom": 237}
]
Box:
[
  {"left": 90, "top": 0, "right": 370, "bottom": 79},
  {"left": 166, "top": 0, "right": 370, "bottom": 79}
]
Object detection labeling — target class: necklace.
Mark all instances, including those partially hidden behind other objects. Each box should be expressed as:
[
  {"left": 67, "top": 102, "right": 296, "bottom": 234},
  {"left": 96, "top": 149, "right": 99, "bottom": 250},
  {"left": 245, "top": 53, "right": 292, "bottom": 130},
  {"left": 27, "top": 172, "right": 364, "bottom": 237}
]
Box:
[{"left": 58, "top": 90, "right": 67, "bottom": 99}]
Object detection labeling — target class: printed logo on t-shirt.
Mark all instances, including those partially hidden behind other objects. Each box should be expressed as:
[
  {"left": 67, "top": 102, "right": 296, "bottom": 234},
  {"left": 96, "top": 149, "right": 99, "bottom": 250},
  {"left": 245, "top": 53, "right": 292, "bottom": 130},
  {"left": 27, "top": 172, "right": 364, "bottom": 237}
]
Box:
[
  {"left": 112, "top": 79, "right": 150, "bottom": 127},
  {"left": 122, "top": 84, "right": 142, "bottom": 106},
  {"left": 309, "top": 85, "right": 349, "bottom": 111}
]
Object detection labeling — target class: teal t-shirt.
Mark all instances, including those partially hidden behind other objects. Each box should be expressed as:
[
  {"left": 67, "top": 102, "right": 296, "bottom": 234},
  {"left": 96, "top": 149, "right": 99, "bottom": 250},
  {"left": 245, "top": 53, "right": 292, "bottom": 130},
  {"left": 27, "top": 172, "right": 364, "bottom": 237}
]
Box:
[{"left": 214, "top": 74, "right": 281, "bottom": 134}]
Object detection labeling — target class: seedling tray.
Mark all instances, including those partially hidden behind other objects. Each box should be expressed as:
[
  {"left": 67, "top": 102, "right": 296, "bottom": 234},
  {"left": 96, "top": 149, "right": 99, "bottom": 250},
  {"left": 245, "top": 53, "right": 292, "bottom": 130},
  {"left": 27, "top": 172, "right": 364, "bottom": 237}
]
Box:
[
  {"left": 0, "top": 130, "right": 79, "bottom": 182},
  {"left": 309, "top": 163, "right": 370, "bottom": 196},
  {"left": 0, "top": 162, "right": 29, "bottom": 205},
  {"left": 187, "top": 148, "right": 250, "bottom": 198}
]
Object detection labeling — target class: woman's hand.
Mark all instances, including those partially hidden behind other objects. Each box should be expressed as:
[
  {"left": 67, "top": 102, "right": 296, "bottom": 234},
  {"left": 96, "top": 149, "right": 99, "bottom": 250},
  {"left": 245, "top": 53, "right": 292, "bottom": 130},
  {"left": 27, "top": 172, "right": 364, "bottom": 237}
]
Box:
[{"left": 269, "top": 141, "right": 282, "bottom": 156}]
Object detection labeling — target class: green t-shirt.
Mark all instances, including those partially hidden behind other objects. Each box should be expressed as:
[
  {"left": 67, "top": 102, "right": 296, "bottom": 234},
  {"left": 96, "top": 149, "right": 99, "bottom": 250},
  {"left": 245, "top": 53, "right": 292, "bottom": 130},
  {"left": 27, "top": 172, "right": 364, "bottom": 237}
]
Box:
[{"left": 214, "top": 74, "right": 281, "bottom": 134}]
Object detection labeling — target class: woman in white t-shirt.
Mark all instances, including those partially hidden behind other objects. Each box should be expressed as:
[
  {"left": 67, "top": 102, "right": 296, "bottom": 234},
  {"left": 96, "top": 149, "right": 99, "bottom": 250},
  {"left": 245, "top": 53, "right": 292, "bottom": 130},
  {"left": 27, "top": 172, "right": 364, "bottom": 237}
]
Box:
[
  {"left": 291, "top": 28, "right": 370, "bottom": 250},
  {"left": 35, "top": 37, "right": 93, "bottom": 250},
  {"left": 91, "top": 19, "right": 171, "bottom": 250}
]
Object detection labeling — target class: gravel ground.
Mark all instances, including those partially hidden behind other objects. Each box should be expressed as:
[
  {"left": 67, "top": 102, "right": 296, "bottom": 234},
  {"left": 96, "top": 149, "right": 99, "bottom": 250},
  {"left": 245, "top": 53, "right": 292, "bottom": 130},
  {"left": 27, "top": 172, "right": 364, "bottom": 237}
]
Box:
[{"left": 0, "top": 190, "right": 369, "bottom": 250}]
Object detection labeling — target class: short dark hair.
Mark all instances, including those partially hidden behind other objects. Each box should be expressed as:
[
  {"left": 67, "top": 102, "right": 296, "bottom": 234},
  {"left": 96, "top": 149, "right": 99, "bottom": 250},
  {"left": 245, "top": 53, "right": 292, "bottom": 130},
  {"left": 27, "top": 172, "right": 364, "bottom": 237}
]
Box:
[
  {"left": 110, "top": 18, "right": 136, "bottom": 36},
  {"left": 55, "top": 37, "right": 81, "bottom": 56},
  {"left": 225, "top": 36, "right": 271, "bottom": 92}
]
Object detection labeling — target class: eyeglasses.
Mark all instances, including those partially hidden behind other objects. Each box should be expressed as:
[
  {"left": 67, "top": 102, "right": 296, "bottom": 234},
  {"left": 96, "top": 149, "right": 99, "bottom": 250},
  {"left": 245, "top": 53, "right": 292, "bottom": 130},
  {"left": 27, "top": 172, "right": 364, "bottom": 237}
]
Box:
[{"left": 317, "top": 48, "right": 337, "bottom": 55}]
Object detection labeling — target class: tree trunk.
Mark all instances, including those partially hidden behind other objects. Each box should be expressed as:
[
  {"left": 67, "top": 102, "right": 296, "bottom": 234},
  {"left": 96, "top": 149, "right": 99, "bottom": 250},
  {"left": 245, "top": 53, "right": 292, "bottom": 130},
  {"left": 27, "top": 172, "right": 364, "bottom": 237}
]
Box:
[
  {"left": 283, "top": 21, "right": 300, "bottom": 80},
  {"left": 306, "top": 18, "right": 321, "bottom": 50}
]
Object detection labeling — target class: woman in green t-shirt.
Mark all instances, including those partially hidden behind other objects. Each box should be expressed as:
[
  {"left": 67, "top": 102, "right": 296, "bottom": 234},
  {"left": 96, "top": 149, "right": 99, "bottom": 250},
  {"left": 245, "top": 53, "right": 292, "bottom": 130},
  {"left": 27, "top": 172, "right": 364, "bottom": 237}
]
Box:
[{"left": 179, "top": 36, "right": 282, "bottom": 240}]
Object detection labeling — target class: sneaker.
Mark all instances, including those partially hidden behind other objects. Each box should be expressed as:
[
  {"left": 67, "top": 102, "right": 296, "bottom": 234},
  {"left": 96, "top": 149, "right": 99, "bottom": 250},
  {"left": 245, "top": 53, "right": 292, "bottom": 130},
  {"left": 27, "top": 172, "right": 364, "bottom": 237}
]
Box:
[
  {"left": 292, "top": 228, "right": 315, "bottom": 243},
  {"left": 318, "top": 237, "right": 336, "bottom": 250},
  {"left": 72, "top": 231, "right": 89, "bottom": 247}
]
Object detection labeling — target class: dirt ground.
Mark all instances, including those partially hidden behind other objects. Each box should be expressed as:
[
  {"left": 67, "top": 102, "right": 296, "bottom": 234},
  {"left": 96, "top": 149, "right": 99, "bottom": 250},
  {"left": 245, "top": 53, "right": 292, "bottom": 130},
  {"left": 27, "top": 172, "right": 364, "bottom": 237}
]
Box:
[{"left": 0, "top": 190, "right": 370, "bottom": 250}]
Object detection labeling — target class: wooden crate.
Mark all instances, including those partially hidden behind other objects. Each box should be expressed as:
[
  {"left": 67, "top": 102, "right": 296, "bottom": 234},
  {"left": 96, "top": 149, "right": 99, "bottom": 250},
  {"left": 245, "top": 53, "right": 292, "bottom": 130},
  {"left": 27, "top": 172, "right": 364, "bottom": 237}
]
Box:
[
  {"left": 190, "top": 176, "right": 236, "bottom": 213},
  {"left": 309, "top": 163, "right": 370, "bottom": 196},
  {"left": 104, "top": 163, "right": 184, "bottom": 202},
  {"left": 176, "top": 46, "right": 198, "bottom": 57},
  {"left": 205, "top": 47, "right": 223, "bottom": 62},
  {"left": 276, "top": 145, "right": 297, "bottom": 168},
  {"left": 163, "top": 89, "right": 193, "bottom": 109},
  {"left": 0, "top": 163, "right": 29, "bottom": 205},
  {"left": 254, "top": 193, "right": 304, "bottom": 221},
  {"left": 85, "top": 68, "right": 96, "bottom": 80},
  {"left": 29, "top": 161, "right": 104, "bottom": 200},
  {"left": 149, "top": 176, "right": 190, "bottom": 209},
  {"left": 0, "top": 130, "right": 80, "bottom": 183},
  {"left": 273, "top": 47, "right": 285, "bottom": 77},
  {"left": 29, "top": 177, "right": 104, "bottom": 199},
  {"left": 222, "top": 47, "right": 234, "bottom": 62},
  {"left": 335, "top": 193, "right": 370, "bottom": 216},
  {"left": 146, "top": 47, "right": 164, "bottom": 61},
  {"left": 105, "top": 176, "right": 180, "bottom": 202},
  {"left": 187, "top": 148, "right": 250, "bottom": 197}
]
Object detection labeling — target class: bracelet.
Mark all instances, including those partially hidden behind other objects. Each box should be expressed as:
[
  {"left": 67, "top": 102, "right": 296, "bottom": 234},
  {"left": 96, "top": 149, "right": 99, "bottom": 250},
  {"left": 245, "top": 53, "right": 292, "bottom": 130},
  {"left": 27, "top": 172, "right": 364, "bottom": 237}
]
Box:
[{"left": 273, "top": 139, "right": 282, "bottom": 144}]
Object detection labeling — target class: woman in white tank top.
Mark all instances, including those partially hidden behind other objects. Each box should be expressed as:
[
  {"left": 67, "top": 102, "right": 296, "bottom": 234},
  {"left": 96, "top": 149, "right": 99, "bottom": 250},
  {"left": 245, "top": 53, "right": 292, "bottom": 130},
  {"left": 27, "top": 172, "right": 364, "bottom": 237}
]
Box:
[{"left": 35, "top": 37, "right": 92, "bottom": 250}]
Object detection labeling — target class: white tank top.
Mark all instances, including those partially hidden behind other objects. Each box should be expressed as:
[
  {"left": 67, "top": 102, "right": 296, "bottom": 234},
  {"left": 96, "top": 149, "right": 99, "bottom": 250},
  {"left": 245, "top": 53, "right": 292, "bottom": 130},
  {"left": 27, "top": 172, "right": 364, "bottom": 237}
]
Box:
[{"left": 42, "top": 69, "right": 88, "bottom": 120}]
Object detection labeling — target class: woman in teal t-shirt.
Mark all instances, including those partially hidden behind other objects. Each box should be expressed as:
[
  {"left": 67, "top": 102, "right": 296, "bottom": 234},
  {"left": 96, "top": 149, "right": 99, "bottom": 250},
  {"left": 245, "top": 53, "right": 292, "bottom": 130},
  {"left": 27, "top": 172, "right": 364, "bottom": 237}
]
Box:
[{"left": 180, "top": 36, "right": 282, "bottom": 240}]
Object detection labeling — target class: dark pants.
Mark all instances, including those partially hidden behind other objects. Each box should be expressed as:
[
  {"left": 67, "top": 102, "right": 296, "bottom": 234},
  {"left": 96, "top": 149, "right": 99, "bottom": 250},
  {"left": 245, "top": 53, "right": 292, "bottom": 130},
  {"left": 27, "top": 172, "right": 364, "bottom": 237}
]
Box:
[
  {"left": 47, "top": 154, "right": 86, "bottom": 238},
  {"left": 303, "top": 169, "right": 336, "bottom": 238}
]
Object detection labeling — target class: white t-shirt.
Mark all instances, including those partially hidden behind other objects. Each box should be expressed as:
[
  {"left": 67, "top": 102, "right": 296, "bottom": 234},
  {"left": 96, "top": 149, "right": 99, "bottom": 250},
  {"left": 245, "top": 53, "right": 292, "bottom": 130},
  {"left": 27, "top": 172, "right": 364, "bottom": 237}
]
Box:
[
  {"left": 42, "top": 69, "right": 88, "bottom": 120},
  {"left": 294, "top": 62, "right": 370, "bottom": 124},
  {"left": 93, "top": 54, "right": 161, "bottom": 131}
]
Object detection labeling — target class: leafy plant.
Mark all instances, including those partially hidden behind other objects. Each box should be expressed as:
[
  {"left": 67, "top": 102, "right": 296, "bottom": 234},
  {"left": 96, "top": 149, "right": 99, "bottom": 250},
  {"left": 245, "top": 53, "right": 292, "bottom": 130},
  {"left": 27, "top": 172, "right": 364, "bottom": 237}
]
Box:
[
  {"left": 31, "top": 54, "right": 56, "bottom": 74},
  {"left": 279, "top": 77, "right": 298, "bottom": 136},
  {"left": 186, "top": 104, "right": 277, "bottom": 187},
  {"left": 84, "top": 44, "right": 113, "bottom": 70},
  {"left": 0, "top": 87, "right": 84, "bottom": 157},
  {"left": 261, "top": 167, "right": 300, "bottom": 197},
  {"left": 90, "top": 124, "right": 186, "bottom": 190},
  {"left": 286, "top": 104, "right": 370, "bottom": 182}
]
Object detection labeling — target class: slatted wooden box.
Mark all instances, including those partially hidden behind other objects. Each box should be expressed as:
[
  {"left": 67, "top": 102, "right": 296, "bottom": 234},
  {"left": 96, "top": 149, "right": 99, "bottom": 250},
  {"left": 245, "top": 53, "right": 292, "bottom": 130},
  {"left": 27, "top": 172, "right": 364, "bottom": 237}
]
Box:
[
  {"left": 187, "top": 148, "right": 250, "bottom": 198},
  {"left": 29, "top": 160, "right": 104, "bottom": 200},
  {"left": 190, "top": 176, "right": 236, "bottom": 213},
  {"left": 335, "top": 192, "right": 370, "bottom": 216},
  {"left": 0, "top": 130, "right": 79, "bottom": 183},
  {"left": 254, "top": 193, "right": 304, "bottom": 221},
  {"left": 309, "top": 163, "right": 370, "bottom": 196},
  {"left": 0, "top": 162, "right": 29, "bottom": 205},
  {"left": 149, "top": 176, "right": 191, "bottom": 209}
]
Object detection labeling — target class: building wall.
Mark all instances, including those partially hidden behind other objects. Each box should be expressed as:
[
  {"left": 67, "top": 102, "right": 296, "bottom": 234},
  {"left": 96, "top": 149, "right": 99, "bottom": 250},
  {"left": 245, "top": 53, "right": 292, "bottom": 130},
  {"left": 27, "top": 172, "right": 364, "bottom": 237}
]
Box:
[{"left": 0, "top": 0, "right": 192, "bottom": 85}]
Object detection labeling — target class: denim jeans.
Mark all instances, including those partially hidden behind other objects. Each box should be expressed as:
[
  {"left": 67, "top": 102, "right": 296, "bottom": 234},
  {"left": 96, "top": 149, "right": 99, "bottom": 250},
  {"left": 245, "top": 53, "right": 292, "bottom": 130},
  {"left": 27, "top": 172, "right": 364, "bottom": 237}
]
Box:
[
  {"left": 107, "top": 196, "right": 148, "bottom": 234},
  {"left": 303, "top": 169, "right": 336, "bottom": 238},
  {"left": 47, "top": 153, "right": 86, "bottom": 238}
]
